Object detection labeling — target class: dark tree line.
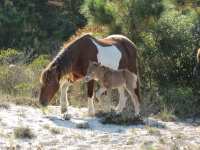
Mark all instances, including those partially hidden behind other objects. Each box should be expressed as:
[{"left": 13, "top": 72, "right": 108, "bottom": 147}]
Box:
[{"left": 0, "top": 0, "right": 86, "bottom": 54}]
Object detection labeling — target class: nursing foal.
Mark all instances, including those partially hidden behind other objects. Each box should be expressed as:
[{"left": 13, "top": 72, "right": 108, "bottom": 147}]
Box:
[{"left": 85, "top": 61, "right": 140, "bottom": 116}]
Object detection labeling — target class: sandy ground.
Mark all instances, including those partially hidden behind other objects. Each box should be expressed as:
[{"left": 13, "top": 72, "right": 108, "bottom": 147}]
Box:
[{"left": 0, "top": 104, "right": 200, "bottom": 150}]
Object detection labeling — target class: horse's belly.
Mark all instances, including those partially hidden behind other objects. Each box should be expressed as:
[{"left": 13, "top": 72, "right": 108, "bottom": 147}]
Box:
[{"left": 92, "top": 40, "right": 122, "bottom": 70}]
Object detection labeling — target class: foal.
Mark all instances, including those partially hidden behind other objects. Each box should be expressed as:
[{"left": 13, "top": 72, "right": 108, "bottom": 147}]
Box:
[{"left": 85, "top": 61, "right": 140, "bottom": 116}]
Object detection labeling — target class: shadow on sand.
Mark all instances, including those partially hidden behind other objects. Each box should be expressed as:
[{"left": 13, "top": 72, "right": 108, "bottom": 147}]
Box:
[{"left": 45, "top": 112, "right": 167, "bottom": 134}]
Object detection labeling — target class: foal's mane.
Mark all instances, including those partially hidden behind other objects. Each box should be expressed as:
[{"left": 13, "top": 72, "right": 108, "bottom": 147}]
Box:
[{"left": 40, "top": 32, "right": 93, "bottom": 84}]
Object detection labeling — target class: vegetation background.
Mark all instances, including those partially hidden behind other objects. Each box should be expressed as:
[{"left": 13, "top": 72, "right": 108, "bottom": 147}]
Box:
[{"left": 0, "top": 0, "right": 200, "bottom": 119}]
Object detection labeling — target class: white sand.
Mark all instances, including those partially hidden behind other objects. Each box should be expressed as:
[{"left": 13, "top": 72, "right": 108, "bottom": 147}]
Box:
[{"left": 0, "top": 104, "right": 200, "bottom": 150}]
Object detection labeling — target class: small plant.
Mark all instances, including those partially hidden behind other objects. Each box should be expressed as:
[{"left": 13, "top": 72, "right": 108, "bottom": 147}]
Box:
[
  {"left": 14, "top": 127, "right": 35, "bottom": 139},
  {"left": 0, "top": 103, "right": 10, "bottom": 109},
  {"left": 146, "top": 126, "right": 161, "bottom": 136},
  {"left": 159, "top": 137, "right": 165, "bottom": 144},
  {"left": 155, "top": 106, "right": 176, "bottom": 122},
  {"left": 49, "top": 127, "right": 62, "bottom": 134},
  {"left": 43, "top": 125, "right": 62, "bottom": 134}
]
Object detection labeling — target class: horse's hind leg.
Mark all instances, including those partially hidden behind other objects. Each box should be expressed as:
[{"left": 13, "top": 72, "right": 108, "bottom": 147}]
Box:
[
  {"left": 104, "top": 88, "right": 112, "bottom": 112},
  {"left": 125, "top": 83, "right": 140, "bottom": 116},
  {"left": 60, "top": 80, "right": 70, "bottom": 114},
  {"left": 115, "top": 87, "right": 127, "bottom": 113}
]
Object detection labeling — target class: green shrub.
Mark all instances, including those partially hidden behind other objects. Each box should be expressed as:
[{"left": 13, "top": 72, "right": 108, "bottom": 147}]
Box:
[
  {"left": 29, "top": 55, "right": 50, "bottom": 75},
  {"left": 0, "top": 65, "right": 34, "bottom": 96},
  {"left": 0, "top": 48, "right": 23, "bottom": 64},
  {"left": 159, "top": 86, "right": 197, "bottom": 117}
]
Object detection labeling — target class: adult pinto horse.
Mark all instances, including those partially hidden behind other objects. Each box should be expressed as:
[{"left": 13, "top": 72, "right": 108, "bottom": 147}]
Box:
[{"left": 39, "top": 34, "right": 140, "bottom": 116}]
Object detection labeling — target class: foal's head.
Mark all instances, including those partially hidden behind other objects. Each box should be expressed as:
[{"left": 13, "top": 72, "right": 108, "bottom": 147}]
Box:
[
  {"left": 39, "top": 67, "right": 60, "bottom": 106},
  {"left": 85, "top": 61, "right": 104, "bottom": 82}
]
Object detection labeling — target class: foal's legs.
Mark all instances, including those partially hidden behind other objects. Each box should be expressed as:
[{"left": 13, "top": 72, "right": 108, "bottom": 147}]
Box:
[
  {"left": 104, "top": 88, "right": 112, "bottom": 112},
  {"left": 125, "top": 84, "right": 140, "bottom": 116},
  {"left": 60, "top": 80, "right": 71, "bottom": 114},
  {"left": 115, "top": 87, "right": 127, "bottom": 113}
]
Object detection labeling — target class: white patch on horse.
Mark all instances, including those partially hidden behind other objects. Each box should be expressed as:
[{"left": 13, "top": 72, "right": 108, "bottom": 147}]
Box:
[{"left": 91, "top": 39, "right": 122, "bottom": 70}]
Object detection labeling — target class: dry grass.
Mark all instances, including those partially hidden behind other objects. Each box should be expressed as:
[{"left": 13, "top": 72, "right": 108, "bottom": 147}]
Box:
[
  {"left": 0, "top": 95, "right": 39, "bottom": 107},
  {"left": 155, "top": 107, "right": 177, "bottom": 122},
  {"left": 0, "top": 103, "right": 10, "bottom": 109},
  {"left": 146, "top": 126, "right": 161, "bottom": 136},
  {"left": 14, "top": 126, "right": 35, "bottom": 139},
  {"left": 43, "top": 124, "right": 62, "bottom": 134}
]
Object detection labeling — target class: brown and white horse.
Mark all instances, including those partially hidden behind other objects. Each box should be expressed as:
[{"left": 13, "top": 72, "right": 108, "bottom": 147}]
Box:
[{"left": 39, "top": 34, "right": 140, "bottom": 116}]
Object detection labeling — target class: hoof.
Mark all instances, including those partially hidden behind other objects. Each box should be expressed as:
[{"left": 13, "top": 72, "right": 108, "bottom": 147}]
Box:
[{"left": 61, "top": 113, "right": 71, "bottom": 120}]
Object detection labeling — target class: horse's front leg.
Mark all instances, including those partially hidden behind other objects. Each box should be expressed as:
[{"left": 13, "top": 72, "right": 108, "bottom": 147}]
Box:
[
  {"left": 60, "top": 80, "right": 71, "bottom": 116},
  {"left": 87, "top": 80, "right": 95, "bottom": 116}
]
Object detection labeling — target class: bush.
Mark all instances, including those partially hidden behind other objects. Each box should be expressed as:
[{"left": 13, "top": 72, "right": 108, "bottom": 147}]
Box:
[
  {"left": 0, "top": 48, "right": 23, "bottom": 64},
  {"left": 159, "top": 86, "right": 198, "bottom": 117},
  {"left": 0, "top": 65, "right": 33, "bottom": 95},
  {"left": 14, "top": 127, "right": 35, "bottom": 139},
  {"left": 29, "top": 55, "right": 50, "bottom": 75}
]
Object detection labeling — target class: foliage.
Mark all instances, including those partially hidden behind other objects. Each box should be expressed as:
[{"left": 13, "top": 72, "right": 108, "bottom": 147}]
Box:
[
  {"left": 29, "top": 55, "right": 50, "bottom": 74},
  {"left": 0, "top": 0, "right": 86, "bottom": 54},
  {"left": 82, "top": 0, "right": 200, "bottom": 117},
  {"left": 0, "top": 48, "right": 23, "bottom": 64}
]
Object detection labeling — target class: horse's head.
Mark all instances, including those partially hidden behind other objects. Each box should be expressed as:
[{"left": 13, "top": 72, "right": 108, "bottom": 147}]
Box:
[
  {"left": 39, "top": 67, "right": 60, "bottom": 106},
  {"left": 85, "top": 61, "right": 102, "bottom": 82}
]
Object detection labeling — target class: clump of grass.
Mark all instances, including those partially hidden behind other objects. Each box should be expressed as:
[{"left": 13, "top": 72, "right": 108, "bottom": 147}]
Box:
[
  {"left": 14, "top": 127, "right": 35, "bottom": 139},
  {"left": 0, "top": 103, "right": 10, "bottom": 109},
  {"left": 155, "top": 107, "right": 177, "bottom": 122},
  {"left": 43, "top": 124, "right": 62, "bottom": 134},
  {"left": 146, "top": 126, "right": 161, "bottom": 136},
  {"left": 0, "top": 95, "right": 39, "bottom": 107},
  {"left": 159, "top": 137, "right": 165, "bottom": 144},
  {"left": 175, "top": 132, "right": 185, "bottom": 139},
  {"left": 41, "top": 107, "right": 49, "bottom": 115},
  {"left": 49, "top": 127, "right": 62, "bottom": 134},
  {"left": 97, "top": 111, "right": 144, "bottom": 125}
]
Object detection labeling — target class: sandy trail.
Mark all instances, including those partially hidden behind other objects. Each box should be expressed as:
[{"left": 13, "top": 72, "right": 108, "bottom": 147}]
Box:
[{"left": 0, "top": 104, "right": 200, "bottom": 150}]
